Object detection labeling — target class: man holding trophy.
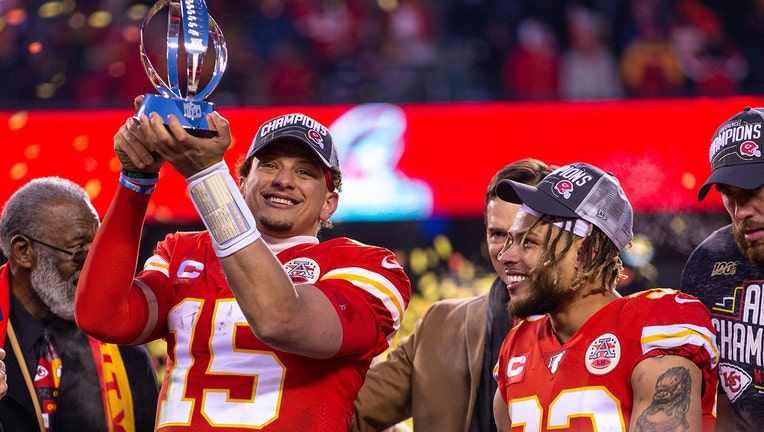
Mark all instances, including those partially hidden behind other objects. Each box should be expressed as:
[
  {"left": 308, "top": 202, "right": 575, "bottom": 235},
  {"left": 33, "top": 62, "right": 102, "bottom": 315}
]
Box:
[{"left": 73, "top": 1, "right": 412, "bottom": 431}]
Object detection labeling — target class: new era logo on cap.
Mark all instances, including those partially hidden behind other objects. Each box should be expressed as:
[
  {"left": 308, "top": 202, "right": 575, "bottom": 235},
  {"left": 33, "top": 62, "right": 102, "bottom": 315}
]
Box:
[
  {"left": 246, "top": 113, "right": 340, "bottom": 170},
  {"left": 698, "top": 106, "right": 764, "bottom": 201},
  {"left": 496, "top": 162, "right": 634, "bottom": 251}
]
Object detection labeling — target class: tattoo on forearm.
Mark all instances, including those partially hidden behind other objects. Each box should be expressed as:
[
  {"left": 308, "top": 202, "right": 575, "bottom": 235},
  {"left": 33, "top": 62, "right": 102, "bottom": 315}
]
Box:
[{"left": 635, "top": 366, "right": 691, "bottom": 432}]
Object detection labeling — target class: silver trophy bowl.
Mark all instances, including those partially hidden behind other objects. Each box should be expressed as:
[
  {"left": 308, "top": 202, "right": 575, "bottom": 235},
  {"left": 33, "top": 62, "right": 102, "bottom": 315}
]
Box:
[{"left": 135, "top": 0, "right": 227, "bottom": 137}]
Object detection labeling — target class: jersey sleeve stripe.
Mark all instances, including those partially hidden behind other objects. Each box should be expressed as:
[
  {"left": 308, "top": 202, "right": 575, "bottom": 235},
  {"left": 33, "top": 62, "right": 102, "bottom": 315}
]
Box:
[
  {"left": 641, "top": 324, "right": 719, "bottom": 368},
  {"left": 143, "top": 254, "right": 170, "bottom": 277},
  {"left": 322, "top": 267, "right": 405, "bottom": 342},
  {"left": 130, "top": 278, "right": 160, "bottom": 345}
]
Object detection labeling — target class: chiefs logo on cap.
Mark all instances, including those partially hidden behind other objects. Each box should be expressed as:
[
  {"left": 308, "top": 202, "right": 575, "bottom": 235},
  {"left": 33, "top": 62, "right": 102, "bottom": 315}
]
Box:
[
  {"left": 740, "top": 140, "right": 762, "bottom": 158},
  {"left": 308, "top": 130, "right": 324, "bottom": 149},
  {"left": 554, "top": 180, "right": 574, "bottom": 199}
]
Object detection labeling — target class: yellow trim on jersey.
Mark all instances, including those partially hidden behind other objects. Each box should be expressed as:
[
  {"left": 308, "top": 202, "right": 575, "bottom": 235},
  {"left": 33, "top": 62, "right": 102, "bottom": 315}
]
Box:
[
  {"left": 322, "top": 267, "right": 405, "bottom": 344},
  {"left": 144, "top": 254, "right": 170, "bottom": 277},
  {"left": 641, "top": 324, "right": 719, "bottom": 367}
]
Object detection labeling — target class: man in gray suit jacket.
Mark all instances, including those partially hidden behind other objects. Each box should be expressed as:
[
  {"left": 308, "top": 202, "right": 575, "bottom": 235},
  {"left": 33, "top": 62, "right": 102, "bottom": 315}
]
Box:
[{"left": 352, "top": 159, "right": 553, "bottom": 432}]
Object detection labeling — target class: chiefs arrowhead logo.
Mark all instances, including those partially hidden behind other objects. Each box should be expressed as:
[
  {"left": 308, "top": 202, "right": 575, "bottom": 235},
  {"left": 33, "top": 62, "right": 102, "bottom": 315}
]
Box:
[{"left": 718, "top": 362, "right": 752, "bottom": 403}]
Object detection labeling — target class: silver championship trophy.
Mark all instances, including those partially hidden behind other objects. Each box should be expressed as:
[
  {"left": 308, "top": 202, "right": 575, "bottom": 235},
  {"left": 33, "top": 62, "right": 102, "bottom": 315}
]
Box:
[{"left": 136, "top": 0, "right": 226, "bottom": 137}]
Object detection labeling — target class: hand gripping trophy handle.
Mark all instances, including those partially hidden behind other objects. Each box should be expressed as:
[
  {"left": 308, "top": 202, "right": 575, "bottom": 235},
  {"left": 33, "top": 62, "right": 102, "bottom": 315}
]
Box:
[{"left": 135, "top": 0, "right": 227, "bottom": 138}]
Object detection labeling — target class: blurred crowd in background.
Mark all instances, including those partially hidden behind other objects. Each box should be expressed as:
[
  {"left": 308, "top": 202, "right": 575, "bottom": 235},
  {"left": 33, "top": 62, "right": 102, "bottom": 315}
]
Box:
[
  {"left": 0, "top": 0, "right": 747, "bottom": 294},
  {"left": 0, "top": 0, "right": 763, "bottom": 110},
  {"left": 2, "top": 0, "right": 750, "bottom": 382}
]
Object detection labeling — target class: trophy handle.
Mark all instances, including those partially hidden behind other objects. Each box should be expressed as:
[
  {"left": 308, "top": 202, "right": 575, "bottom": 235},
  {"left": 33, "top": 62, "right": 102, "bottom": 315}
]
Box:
[
  {"left": 136, "top": 0, "right": 226, "bottom": 137},
  {"left": 139, "top": 0, "right": 227, "bottom": 101},
  {"left": 197, "top": 15, "right": 227, "bottom": 101},
  {"left": 180, "top": 0, "right": 209, "bottom": 98},
  {"left": 166, "top": 0, "right": 182, "bottom": 98}
]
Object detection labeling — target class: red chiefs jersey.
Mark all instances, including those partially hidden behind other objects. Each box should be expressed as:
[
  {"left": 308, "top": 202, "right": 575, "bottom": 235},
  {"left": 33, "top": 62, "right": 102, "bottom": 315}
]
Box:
[
  {"left": 135, "top": 232, "right": 410, "bottom": 431},
  {"left": 496, "top": 289, "right": 719, "bottom": 432}
]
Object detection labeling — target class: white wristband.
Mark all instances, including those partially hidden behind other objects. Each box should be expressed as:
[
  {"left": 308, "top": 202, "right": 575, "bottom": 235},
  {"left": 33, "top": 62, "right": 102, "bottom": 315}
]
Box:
[{"left": 187, "top": 161, "right": 260, "bottom": 257}]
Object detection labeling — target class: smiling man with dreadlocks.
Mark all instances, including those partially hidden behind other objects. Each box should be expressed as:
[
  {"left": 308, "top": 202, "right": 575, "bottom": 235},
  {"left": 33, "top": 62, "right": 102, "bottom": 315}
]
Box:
[{"left": 491, "top": 162, "right": 719, "bottom": 432}]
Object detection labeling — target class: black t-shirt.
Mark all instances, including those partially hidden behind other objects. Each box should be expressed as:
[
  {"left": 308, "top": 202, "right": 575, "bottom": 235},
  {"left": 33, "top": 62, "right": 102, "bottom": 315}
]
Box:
[
  {"left": 0, "top": 293, "right": 158, "bottom": 432},
  {"left": 681, "top": 224, "right": 764, "bottom": 432}
]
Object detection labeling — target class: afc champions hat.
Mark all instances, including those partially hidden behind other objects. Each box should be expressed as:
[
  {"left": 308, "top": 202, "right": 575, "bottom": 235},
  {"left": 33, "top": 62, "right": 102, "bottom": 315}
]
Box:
[
  {"left": 246, "top": 113, "right": 340, "bottom": 170},
  {"left": 496, "top": 162, "right": 634, "bottom": 251},
  {"left": 698, "top": 106, "right": 764, "bottom": 201}
]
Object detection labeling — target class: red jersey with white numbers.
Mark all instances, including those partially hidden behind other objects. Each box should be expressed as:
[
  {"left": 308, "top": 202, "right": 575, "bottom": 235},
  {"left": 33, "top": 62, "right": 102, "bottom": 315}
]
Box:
[
  {"left": 136, "top": 232, "right": 410, "bottom": 431},
  {"left": 496, "top": 289, "right": 718, "bottom": 432}
]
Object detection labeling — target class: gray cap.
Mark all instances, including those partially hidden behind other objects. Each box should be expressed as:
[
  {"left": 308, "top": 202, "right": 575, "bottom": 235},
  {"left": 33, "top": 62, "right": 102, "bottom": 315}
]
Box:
[
  {"left": 698, "top": 106, "right": 764, "bottom": 201},
  {"left": 496, "top": 162, "right": 634, "bottom": 251},
  {"left": 246, "top": 113, "right": 339, "bottom": 169}
]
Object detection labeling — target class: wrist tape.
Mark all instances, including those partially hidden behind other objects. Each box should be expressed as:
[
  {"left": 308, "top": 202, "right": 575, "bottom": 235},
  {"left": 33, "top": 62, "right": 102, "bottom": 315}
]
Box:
[
  {"left": 120, "top": 171, "right": 159, "bottom": 194},
  {"left": 187, "top": 161, "right": 261, "bottom": 257}
]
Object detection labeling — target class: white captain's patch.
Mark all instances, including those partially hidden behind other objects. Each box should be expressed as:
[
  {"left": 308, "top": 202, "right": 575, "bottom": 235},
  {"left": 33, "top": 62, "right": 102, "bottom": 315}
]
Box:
[
  {"left": 585, "top": 332, "right": 621, "bottom": 375},
  {"left": 283, "top": 258, "right": 320, "bottom": 284}
]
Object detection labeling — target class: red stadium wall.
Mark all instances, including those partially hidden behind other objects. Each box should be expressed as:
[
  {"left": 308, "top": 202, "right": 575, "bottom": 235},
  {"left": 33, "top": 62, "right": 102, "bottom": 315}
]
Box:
[{"left": 2, "top": 96, "right": 761, "bottom": 223}]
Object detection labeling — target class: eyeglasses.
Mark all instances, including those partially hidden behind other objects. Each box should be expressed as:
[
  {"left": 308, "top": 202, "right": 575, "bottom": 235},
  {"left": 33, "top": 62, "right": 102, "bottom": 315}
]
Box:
[{"left": 24, "top": 235, "right": 89, "bottom": 266}]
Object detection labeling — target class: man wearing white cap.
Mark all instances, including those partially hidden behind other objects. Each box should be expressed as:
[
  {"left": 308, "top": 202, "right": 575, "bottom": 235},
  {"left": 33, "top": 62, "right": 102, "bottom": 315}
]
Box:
[
  {"left": 74, "top": 107, "right": 412, "bottom": 431},
  {"left": 492, "top": 162, "right": 719, "bottom": 431},
  {"left": 682, "top": 106, "right": 764, "bottom": 431}
]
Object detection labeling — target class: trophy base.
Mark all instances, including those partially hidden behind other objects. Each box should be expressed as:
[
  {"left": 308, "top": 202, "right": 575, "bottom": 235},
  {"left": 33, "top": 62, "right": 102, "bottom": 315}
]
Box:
[{"left": 135, "top": 94, "right": 218, "bottom": 138}]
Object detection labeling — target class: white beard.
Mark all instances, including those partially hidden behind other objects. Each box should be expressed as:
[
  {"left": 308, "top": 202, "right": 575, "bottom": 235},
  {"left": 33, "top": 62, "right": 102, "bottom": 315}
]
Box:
[{"left": 30, "top": 253, "right": 77, "bottom": 321}]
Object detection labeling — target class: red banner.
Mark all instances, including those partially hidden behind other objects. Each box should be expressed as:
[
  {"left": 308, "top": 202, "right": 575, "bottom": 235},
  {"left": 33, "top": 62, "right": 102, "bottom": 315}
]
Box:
[{"left": 1, "top": 96, "right": 761, "bottom": 223}]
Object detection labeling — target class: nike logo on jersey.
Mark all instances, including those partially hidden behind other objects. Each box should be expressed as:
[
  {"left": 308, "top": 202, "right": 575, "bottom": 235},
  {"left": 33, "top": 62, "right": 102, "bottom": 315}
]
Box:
[
  {"left": 382, "top": 255, "right": 402, "bottom": 269},
  {"left": 674, "top": 294, "right": 701, "bottom": 305},
  {"left": 646, "top": 288, "right": 700, "bottom": 305}
]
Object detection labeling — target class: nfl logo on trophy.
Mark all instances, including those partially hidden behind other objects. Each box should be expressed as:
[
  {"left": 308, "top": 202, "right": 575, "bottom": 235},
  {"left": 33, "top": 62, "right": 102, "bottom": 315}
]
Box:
[{"left": 135, "top": 0, "right": 226, "bottom": 137}]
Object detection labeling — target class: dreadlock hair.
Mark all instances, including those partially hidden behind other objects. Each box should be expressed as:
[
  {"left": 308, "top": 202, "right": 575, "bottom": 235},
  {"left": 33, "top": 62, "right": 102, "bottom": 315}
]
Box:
[
  {"left": 574, "top": 226, "right": 624, "bottom": 295},
  {"left": 522, "top": 216, "right": 624, "bottom": 295}
]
